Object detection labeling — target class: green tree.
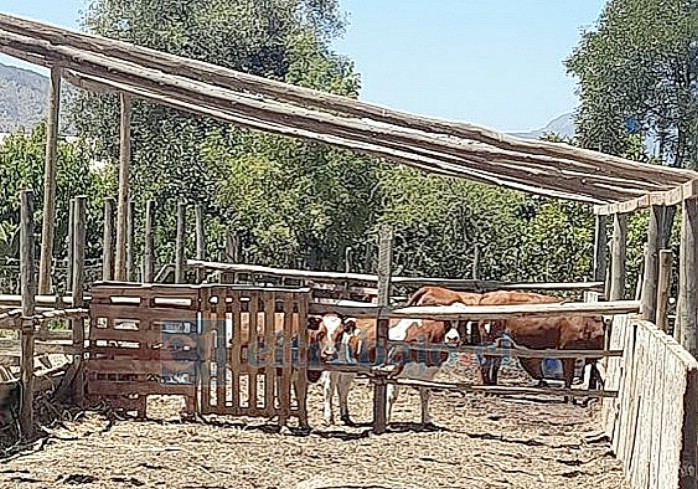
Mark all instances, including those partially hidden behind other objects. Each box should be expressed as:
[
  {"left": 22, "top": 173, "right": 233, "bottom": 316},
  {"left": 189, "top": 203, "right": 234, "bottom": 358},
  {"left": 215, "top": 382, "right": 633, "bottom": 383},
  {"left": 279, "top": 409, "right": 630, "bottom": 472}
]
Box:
[{"left": 566, "top": 0, "right": 698, "bottom": 167}]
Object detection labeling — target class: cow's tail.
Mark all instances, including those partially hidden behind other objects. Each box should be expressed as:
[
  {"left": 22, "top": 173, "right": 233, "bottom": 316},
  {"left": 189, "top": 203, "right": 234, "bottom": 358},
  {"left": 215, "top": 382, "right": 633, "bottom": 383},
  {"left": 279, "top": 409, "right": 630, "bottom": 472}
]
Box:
[{"left": 405, "top": 287, "right": 428, "bottom": 307}]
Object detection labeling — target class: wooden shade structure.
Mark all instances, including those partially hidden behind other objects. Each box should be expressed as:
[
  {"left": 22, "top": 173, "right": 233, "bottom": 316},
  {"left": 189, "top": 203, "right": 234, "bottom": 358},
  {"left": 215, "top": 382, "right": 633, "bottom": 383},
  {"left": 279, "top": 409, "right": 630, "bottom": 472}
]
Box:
[{"left": 0, "top": 11, "right": 695, "bottom": 206}]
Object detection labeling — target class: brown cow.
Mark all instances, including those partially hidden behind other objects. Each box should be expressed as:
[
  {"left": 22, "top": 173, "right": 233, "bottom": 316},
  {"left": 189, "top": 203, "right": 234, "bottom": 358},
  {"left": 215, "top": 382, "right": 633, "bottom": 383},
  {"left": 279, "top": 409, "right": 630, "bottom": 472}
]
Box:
[
  {"left": 406, "top": 286, "right": 482, "bottom": 345},
  {"left": 477, "top": 290, "right": 563, "bottom": 385}
]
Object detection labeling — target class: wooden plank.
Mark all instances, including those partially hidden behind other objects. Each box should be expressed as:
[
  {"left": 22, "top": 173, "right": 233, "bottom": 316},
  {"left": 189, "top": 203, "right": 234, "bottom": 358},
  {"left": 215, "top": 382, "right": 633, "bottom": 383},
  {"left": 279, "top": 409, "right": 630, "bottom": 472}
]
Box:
[
  {"left": 65, "top": 198, "right": 75, "bottom": 292},
  {"left": 229, "top": 289, "right": 242, "bottom": 414},
  {"left": 87, "top": 381, "right": 194, "bottom": 397},
  {"left": 215, "top": 288, "right": 227, "bottom": 408},
  {"left": 278, "top": 295, "right": 293, "bottom": 426},
  {"left": 247, "top": 291, "right": 259, "bottom": 415},
  {"left": 126, "top": 200, "right": 135, "bottom": 281},
  {"left": 85, "top": 359, "right": 171, "bottom": 375},
  {"left": 373, "top": 225, "right": 392, "bottom": 434},
  {"left": 114, "top": 93, "right": 131, "bottom": 282},
  {"left": 188, "top": 259, "right": 604, "bottom": 291},
  {"left": 649, "top": 329, "right": 668, "bottom": 489},
  {"left": 38, "top": 66, "right": 62, "bottom": 295},
  {"left": 19, "top": 189, "right": 35, "bottom": 440},
  {"left": 295, "top": 293, "right": 309, "bottom": 428},
  {"left": 263, "top": 292, "right": 276, "bottom": 418},
  {"left": 198, "top": 287, "right": 213, "bottom": 414},
  {"left": 102, "top": 197, "right": 115, "bottom": 281},
  {"left": 195, "top": 205, "right": 206, "bottom": 284},
  {"left": 71, "top": 195, "right": 87, "bottom": 405}
]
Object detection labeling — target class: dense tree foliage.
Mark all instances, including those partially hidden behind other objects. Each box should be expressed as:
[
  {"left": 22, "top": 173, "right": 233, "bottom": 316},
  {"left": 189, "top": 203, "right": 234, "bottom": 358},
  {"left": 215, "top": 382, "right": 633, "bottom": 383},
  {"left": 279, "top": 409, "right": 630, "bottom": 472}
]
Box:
[{"left": 566, "top": 0, "right": 698, "bottom": 167}]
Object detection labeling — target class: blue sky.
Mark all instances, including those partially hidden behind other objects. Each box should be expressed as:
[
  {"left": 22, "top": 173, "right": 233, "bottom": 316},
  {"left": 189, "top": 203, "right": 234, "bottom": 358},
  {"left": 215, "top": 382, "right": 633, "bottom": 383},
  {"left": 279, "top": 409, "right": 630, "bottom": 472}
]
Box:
[{"left": 0, "top": 0, "right": 607, "bottom": 132}]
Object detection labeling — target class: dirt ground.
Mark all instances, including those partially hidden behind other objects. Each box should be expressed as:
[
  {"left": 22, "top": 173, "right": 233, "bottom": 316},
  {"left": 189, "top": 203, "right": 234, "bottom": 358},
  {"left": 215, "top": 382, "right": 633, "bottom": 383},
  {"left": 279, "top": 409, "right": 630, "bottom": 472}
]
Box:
[{"left": 0, "top": 360, "right": 628, "bottom": 489}]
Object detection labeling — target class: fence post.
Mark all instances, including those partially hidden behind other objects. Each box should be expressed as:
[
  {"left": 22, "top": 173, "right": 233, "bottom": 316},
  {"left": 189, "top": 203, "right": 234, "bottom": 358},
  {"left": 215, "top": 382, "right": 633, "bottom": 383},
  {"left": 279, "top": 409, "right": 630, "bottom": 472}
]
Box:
[
  {"left": 65, "top": 198, "right": 75, "bottom": 292},
  {"left": 143, "top": 200, "right": 155, "bottom": 283},
  {"left": 593, "top": 214, "right": 608, "bottom": 286},
  {"left": 222, "top": 231, "right": 238, "bottom": 283},
  {"left": 373, "top": 225, "right": 393, "bottom": 435},
  {"left": 609, "top": 213, "right": 627, "bottom": 301},
  {"left": 472, "top": 245, "right": 480, "bottom": 281},
  {"left": 195, "top": 205, "right": 206, "bottom": 283},
  {"left": 174, "top": 202, "right": 186, "bottom": 284},
  {"left": 71, "top": 195, "right": 86, "bottom": 405},
  {"left": 657, "top": 249, "right": 673, "bottom": 332},
  {"left": 126, "top": 200, "right": 135, "bottom": 282},
  {"left": 38, "top": 67, "right": 62, "bottom": 295},
  {"left": 19, "top": 189, "right": 36, "bottom": 440},
  {"left": 114, "top": 93, "right": 131, "bottom": 281},
  {"left": 677, "top": 197, "right": 698, "bottom": 357},
  {"left": 641, "top": 205, "right": 662, "bottom": 321},
  {"left": 102, "top": 197, "right": 115, "bottom": 281}
]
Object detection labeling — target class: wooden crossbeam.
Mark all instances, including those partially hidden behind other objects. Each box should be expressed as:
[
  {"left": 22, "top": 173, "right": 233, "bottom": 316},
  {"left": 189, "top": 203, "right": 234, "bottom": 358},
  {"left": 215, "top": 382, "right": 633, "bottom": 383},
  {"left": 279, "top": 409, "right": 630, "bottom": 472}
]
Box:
[{"left": 595, "top": 180, "right": 698, "bottom": 215}]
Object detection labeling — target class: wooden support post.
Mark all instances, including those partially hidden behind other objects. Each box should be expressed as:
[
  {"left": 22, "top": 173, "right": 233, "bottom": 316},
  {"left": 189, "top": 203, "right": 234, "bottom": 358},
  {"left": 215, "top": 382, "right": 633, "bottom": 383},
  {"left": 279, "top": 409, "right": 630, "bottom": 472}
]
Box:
[
  {"left": 71, "top": 195, "right": 86, "bottom": 405},
  {"left": 345, "top": 246, "right": 352, "bottom": 274},
  {"left": 143, "top": 200, "right": 155, "bottom": 283},
  {"left": 373, "top": 225, "right": 393, "bottom": 435},
  {"left": 472, "top": 245, "right": 480, "bottom": 281},
  {"left": 609, "top": 213, "right": 627, "bottom": 301},
  {"left": 19, "top": 189, "right": 36, "bottom": 440},
  {"left": 593, "top": 214, "right": 608, "bottom": 283},
  {"left": 677, "top": 197, "right": 698, "bottom": 357},
  {"left": 126, "top": 200, "right": 135, "bottom": 282},
  {"left": 102, "top": 197, "right": 115, "bottom": 281},
  {"left": 174, "top": 202, "right": 186, "bottom": 284},
  {"left": 641, "top": 205, "right": 662, "bottom": 321},
  {"left": 114, "top": 93, "right": 131, "bottom": 281},
  {"left": 222, "top": 231, "right": 238, "bottom": 283},
  {"left": 38, "top": 67, "right": 63, "bottom": 295},
  {"left": 65, "top": 198, "right": 75, "bottom": 292},
  {"left": 195, "top": 205, "right": 205, "bottom": 284},
  {"left": 657, "top": 249, "right": 672, "bottom": 332}
]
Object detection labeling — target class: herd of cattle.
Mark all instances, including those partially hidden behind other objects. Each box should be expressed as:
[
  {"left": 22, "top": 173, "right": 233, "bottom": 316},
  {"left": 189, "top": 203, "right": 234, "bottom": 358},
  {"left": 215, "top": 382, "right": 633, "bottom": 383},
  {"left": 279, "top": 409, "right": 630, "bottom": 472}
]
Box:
[{"left": 302, "top": 286, "right": 607, "bottom": 427}]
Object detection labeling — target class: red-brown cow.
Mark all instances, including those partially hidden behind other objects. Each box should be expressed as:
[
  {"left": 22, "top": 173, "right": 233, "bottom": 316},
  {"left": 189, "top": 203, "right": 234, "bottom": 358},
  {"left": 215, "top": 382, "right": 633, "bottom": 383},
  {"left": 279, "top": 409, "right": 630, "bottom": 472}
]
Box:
[
  {"left": 406, "top": 286, "right": 482, "bottom": 345},
  {"left": 477, "top": 290, "right": 563, "bottom": 385}
]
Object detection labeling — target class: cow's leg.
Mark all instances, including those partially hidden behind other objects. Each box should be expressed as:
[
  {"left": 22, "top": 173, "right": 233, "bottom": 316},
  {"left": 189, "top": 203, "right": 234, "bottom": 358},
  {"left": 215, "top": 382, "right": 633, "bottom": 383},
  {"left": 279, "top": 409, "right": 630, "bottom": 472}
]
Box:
[
  {"left": 321, "top": 371, "right": 338, "bottom": 426},
  {"left": 561, "top": 358, "right": 576, "bottom": 403},
  {"left": 489, "top": 356, "right": 502, "bottom": 385},
  {"left": 337, "top": 373, "right": 354, "bottom": 426},
  {"left": 386, "top": 383, "right": 400, "bottom": 425},
  {"left": 419, "top": 388, "right": 432, "bottom": 426}
]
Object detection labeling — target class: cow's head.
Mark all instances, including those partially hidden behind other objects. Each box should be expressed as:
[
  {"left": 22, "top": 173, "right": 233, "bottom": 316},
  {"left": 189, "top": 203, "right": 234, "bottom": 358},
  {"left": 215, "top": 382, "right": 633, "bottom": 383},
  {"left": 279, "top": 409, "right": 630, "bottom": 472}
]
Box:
[{"left": 308, "top": 313, "right": 357, "bottom": 362}]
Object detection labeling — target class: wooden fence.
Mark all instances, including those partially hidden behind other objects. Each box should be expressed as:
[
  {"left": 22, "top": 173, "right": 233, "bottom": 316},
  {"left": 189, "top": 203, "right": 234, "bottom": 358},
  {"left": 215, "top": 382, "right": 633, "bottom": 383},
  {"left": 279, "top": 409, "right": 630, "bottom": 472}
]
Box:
[{"left": 602, "top": 315, "right": 698, "bottom": 489}]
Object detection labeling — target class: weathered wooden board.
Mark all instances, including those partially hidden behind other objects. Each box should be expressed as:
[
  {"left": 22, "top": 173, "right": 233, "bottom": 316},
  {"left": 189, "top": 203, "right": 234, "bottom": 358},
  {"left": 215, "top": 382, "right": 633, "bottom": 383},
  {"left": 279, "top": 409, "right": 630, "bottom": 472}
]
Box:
[{"left": 602, "top": 318, "right": 698, "bottom": 489}]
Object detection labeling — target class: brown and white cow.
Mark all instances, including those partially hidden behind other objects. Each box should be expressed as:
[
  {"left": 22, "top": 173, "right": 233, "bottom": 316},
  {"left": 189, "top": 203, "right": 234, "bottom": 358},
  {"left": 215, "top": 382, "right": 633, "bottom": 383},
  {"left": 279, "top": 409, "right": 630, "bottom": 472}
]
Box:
[{"left": 308, "top": 312, "right": 460, "bottom": 427}]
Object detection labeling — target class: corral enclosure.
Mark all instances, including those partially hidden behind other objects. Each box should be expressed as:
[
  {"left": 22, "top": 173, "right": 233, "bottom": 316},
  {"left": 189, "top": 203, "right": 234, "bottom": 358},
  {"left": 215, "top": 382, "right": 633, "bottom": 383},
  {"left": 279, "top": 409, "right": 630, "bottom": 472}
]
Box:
[{"left": 0, "top": 11, "right": 697, "bottom": 489}]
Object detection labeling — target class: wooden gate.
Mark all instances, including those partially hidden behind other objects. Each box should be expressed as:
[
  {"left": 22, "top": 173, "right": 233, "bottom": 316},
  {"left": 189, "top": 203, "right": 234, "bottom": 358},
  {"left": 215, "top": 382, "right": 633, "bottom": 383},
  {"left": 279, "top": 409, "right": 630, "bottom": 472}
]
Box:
[
  {"left": 86, "top": 284, "right": 200, "bottom": 418},
  {"left": 85, "top": 283, "right": 310, "bottom": 426},
  {"left": 199, "top": 286, "right": 310, "bottom": 427}
]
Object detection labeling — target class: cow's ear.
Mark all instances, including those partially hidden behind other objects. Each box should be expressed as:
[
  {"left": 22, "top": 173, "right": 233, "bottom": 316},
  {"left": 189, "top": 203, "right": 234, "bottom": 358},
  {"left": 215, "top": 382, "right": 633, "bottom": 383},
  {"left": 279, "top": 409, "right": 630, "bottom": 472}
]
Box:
[{"left": 343, "top": 318, "right": 357, "bottom": 334}]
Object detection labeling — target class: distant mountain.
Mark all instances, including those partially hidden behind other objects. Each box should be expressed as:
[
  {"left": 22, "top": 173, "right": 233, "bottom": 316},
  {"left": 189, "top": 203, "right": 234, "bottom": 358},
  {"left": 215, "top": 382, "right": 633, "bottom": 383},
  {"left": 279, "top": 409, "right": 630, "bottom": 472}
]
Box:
[
  {"left": 0, "top": 63, "right": 48, "bottom": 133},
  {"left": 510, "top": 113, "right": 576, "bottom": 140}
]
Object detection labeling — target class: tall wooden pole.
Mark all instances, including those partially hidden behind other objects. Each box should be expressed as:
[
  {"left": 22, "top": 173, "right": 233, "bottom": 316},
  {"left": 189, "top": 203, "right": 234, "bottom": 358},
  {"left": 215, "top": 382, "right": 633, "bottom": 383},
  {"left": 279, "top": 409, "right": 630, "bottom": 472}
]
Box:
[
  {"left": 38, "top": 67, "right": 63, "bottom": 295},
  {"left": 609, "top": 213, "right": 627, "bottom": 301},
  {"left": 656, "top": 249, "right": 673, "bottom": 332},
  {"left": 102, "top": 197, "right": 115, "bottom": 281},
  {"left": 174, "top": 202, "right": 186, "bottom": 284},
  {"left": 65, "top": 198, "right": 75, "bottom": 292},
  {"left": 195, "top": 205, "right": 205, "bottom": 283},
  {"left": 19, "top": 189, "right": 36, "bottom": 440},
  {"left": 126, "top": 200, "right": 135, "bottom": 281},
  {"left": 593, "top": 214, "right": 608, "bottom": 283},
  {"left": 373, "top": 225, "right": 393, "bottom": 434},
  {"left": 472, "top": 245, "right": 480, "bottom": 280},
  {"left": 641, "top": 206, "right": 661, "bottom": 321},
  {"left": 677, "top": 197, "right": 698, "bottom": 357},
  {"left": 222, "top": 231, "right": 238, "bottom": 283},
  {"left": 114, "top": 93, "right": 131, "bottom": 281},
  {"left": 143, "top": 200, "right": 155, "bottom": 283},
  {"left": 71, "top": 195, "right": 86, "bottom": 405}
]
